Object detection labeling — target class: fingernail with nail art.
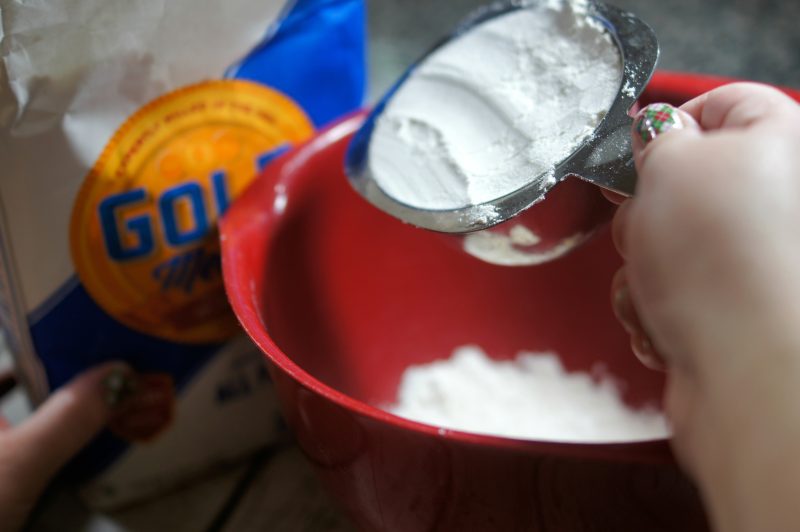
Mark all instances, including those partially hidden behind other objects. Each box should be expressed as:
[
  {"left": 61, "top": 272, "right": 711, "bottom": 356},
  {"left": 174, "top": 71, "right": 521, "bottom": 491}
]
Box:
[
  {"left": 633, "top": 103, "right": 684, "bottom": 146},
  {"left": 104, "top": 367, "right": 139, "bottom": 408}
]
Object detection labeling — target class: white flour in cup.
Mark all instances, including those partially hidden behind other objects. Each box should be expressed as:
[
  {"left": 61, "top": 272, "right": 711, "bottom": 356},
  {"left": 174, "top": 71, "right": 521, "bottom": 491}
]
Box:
[
  {"left": 369, "top": 0, "right": 622, "bottom": 210},
  {"left": 388, "top": 346, "right": 669, "bottom": 442}
]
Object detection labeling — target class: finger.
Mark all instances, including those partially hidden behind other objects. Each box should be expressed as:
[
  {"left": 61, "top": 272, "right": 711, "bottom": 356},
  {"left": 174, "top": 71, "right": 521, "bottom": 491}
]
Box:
[
  {"left": 611, "top": 268, "right": 666, "bottom": 371},
  {"left": 631, "top": 333, "right": 666, "bottom": 372},
  {"left": 611, "top": 268, "right": 643, "bottom": 335},
  {"left": 4, "top": 363, "right": 138, "bottom": 484},
  {"left": 611, "top": 199, "right": 632, "bottom": 258},
  {"left": 601, "top": 188, "right": 628, "bottom": 205},
  {"left": 680, "top": 82, "right": 798, "bottom": 131}
]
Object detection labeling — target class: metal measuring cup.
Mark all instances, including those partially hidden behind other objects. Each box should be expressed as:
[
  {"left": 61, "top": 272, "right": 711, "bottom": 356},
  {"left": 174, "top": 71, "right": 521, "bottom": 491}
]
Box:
[{"left": 346, "top": 0, "right": 658, "bottom": 265}]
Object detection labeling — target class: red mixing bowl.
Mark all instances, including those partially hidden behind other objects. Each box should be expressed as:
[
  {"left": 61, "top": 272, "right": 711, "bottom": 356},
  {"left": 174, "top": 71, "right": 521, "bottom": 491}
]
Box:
[{"left": 221, "top": 72, "right": 800, "bottom": 531}]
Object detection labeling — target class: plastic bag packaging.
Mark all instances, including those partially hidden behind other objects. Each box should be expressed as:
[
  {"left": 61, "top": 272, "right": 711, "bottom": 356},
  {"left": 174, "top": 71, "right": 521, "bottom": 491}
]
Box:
[{"left": 0, "top": 0, "right": 365, "bottom": 509}]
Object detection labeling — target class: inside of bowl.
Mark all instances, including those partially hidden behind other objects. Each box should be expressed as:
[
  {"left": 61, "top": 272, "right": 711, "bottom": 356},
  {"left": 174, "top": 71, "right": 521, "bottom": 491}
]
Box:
[{"left": 259, "top": 130, "right": 665, "bottom": 415}]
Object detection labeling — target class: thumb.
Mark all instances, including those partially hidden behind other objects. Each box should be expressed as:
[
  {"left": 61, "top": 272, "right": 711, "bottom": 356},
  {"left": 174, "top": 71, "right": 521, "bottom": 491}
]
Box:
[
  {"left": 631, "top": 102, "right": 701, "bottom": 167},
  {"left": 3, "top": 362, "right": 137, "bottom": 491}
]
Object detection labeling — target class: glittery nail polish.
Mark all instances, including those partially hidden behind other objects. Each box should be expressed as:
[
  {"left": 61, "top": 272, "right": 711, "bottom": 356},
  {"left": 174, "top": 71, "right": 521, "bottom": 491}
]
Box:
[{"left": 633, "top": 103, "right": 683, "bottom": 145}]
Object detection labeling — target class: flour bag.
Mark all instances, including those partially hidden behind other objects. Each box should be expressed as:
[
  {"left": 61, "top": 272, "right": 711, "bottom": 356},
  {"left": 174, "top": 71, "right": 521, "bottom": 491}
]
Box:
[{"left": 0, "top": 0, "right": 365, "bottom": 508}]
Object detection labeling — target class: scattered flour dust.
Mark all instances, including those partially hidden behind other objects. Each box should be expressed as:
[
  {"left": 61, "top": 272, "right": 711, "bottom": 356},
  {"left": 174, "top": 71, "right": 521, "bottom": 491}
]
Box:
[{"left": 388, "top": 346, "right": 669, "bottom": 442}]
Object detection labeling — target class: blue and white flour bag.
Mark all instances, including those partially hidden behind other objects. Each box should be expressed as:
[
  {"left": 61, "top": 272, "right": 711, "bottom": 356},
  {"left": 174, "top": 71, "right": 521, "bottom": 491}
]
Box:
[{"left": 0, "top": 0, "right": 365, "bottom": 508}]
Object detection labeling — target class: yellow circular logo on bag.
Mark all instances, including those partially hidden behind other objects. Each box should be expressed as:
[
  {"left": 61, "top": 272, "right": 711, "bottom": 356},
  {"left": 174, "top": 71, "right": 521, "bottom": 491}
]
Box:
[{"left": 70, "top": 80, "right": 314, "bottom": 343}]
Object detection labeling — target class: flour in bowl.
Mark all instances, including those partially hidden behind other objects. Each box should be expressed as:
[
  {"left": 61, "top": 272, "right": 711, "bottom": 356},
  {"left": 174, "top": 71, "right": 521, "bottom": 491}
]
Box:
[
  {"left": 369, "top": 0, "right": 622, "bottom": 210},
  {"left": 388, "top": 346, "right": 669, "bottom": 442}
]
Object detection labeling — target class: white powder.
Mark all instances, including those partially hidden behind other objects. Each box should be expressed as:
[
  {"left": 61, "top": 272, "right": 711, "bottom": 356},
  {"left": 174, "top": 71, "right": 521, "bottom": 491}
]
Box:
[
  {"left": 462, "top": 224, "right": 585, "bottom": 266},
  {"left": 389, "top": 346, "right": 669, "bottom": 442},
  {"left": 369, "top": 0, "right": 622, "bottom": 210}
]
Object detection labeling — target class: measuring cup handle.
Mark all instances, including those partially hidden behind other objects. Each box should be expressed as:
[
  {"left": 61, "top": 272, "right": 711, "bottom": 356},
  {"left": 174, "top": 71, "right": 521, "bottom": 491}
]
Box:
[{"left": 561, "top": 112, "right": 638, "bottom": 197}]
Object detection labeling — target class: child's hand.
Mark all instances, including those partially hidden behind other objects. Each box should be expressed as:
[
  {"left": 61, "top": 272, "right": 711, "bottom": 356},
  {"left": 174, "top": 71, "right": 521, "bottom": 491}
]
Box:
[
  {"left": 610, "top": 83, "right": 800, "bottom": 532},
  {"left": 0, "top": 363, "right": 138, "bottom": 531}
]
